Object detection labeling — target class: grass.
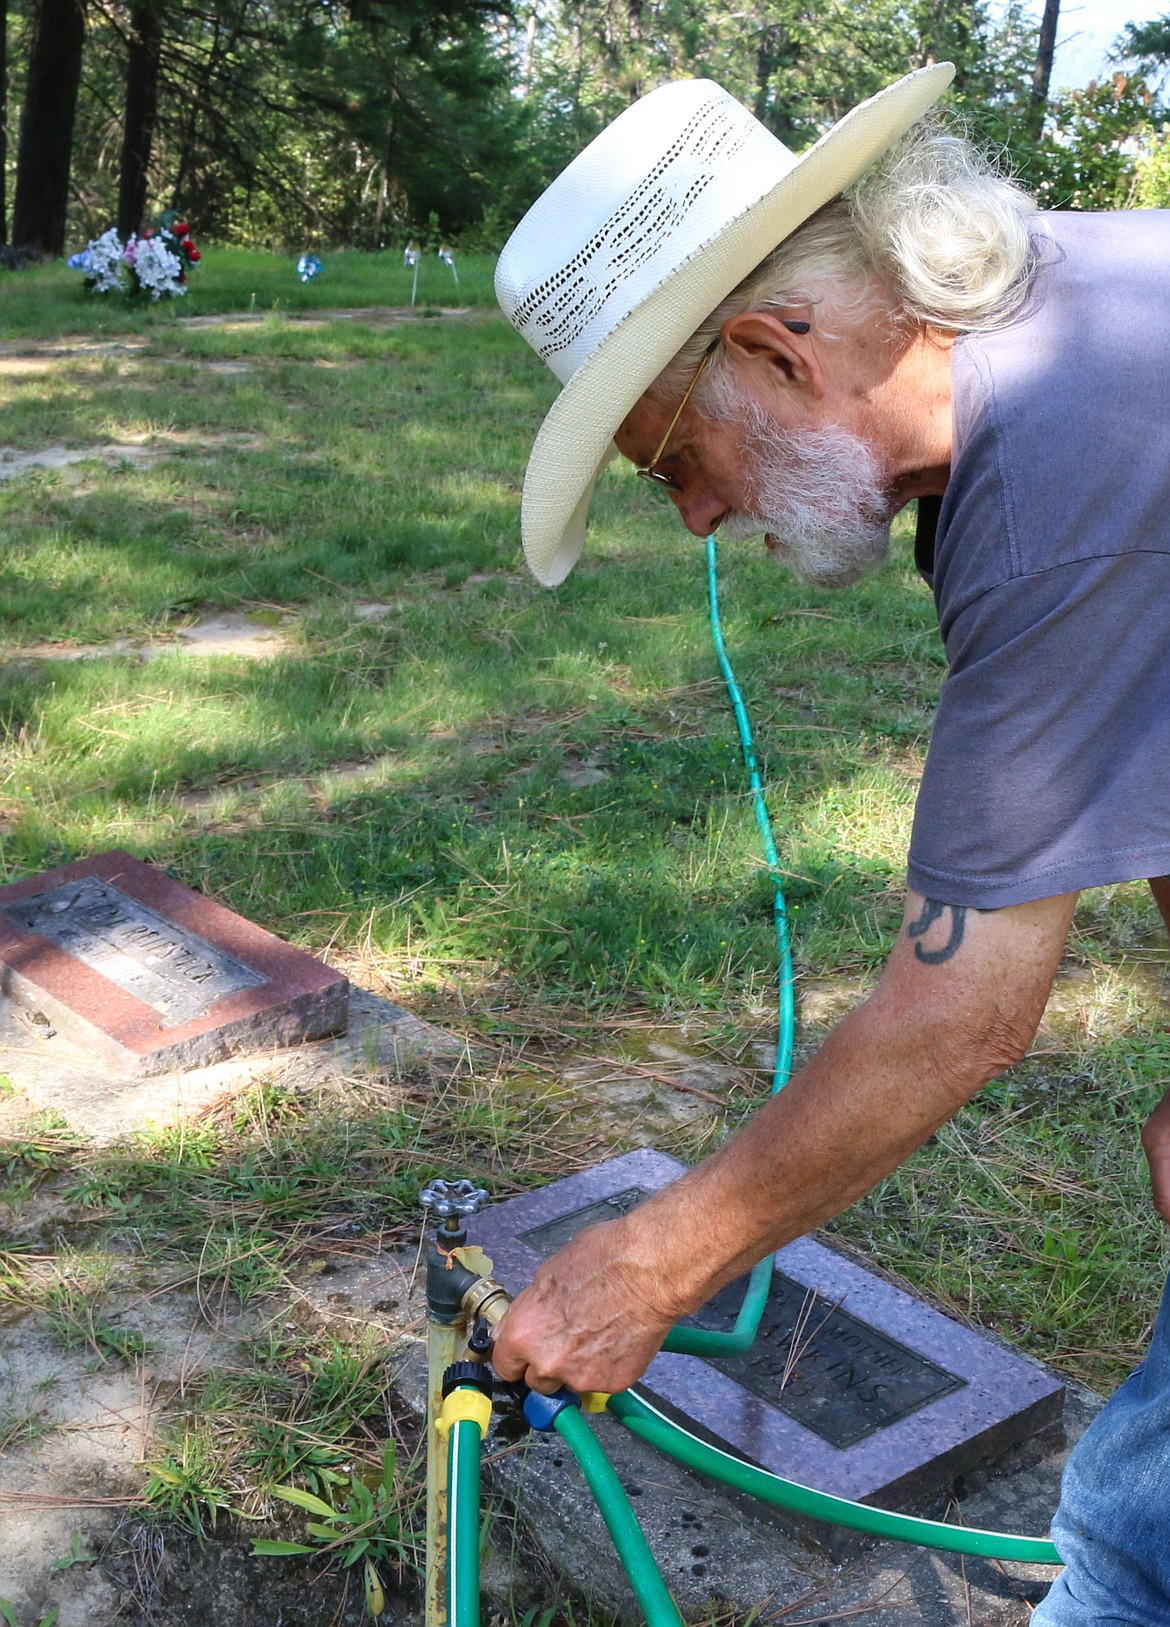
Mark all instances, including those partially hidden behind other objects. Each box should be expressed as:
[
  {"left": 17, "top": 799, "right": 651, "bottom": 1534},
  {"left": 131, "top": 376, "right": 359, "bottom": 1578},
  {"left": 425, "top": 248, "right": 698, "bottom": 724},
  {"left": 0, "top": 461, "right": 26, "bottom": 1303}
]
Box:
[
  {"left": 0, "top": 247, "right": 497, "bottom": 337},
  {"left": 0, "top": 248, "right": 1168, "bottom": 1618}
]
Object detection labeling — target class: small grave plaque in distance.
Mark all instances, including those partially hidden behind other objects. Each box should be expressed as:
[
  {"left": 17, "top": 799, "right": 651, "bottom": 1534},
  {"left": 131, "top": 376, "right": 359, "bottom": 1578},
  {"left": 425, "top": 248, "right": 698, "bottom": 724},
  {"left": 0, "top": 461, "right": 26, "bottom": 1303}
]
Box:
[
  {"left": 475, "top": 1148, "right": 1065, "bottom": 1539},
  {"left": 0, "top": 850, "right": 348, "bottom": 1075}
]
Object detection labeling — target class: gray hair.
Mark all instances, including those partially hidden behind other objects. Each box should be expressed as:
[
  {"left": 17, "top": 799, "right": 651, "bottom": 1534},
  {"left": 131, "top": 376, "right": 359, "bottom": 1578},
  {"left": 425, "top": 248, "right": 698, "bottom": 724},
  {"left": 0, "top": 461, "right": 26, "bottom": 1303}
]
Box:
[{"left": 653, "top": 120, "right": 1043, "bottom": 400}]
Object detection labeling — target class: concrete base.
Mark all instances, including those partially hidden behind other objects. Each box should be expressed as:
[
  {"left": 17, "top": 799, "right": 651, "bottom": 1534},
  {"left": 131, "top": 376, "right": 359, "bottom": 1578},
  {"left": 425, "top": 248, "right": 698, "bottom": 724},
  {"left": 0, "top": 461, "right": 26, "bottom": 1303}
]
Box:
[
  {"left": 487, "top": 1402, "right": 1085, "bottom": 1625},
  {"left": 0, "top": 982, "right": 458, "bottom": 1142}
]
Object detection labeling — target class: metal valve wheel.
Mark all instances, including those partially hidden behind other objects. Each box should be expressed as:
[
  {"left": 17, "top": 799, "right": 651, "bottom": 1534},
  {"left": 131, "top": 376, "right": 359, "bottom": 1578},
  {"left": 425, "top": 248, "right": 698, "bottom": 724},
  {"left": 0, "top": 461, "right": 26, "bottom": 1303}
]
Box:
[{"left": 419, "top": 1177, "right": 489, "bottom": 1221}]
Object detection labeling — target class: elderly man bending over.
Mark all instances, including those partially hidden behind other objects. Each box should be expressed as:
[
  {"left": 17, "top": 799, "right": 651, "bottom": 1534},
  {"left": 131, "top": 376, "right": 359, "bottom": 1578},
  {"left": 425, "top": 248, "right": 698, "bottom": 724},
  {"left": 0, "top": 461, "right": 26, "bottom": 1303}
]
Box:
[{"left": 491, "top": 65, "right": 1170, "bottom": 1626}]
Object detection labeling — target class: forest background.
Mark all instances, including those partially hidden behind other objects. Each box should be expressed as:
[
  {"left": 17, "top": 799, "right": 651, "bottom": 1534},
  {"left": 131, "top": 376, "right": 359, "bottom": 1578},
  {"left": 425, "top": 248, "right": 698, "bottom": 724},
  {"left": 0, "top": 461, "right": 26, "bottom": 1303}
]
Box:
[{"left": 6, "top": 0, "right": 1170, "bottom": 264}]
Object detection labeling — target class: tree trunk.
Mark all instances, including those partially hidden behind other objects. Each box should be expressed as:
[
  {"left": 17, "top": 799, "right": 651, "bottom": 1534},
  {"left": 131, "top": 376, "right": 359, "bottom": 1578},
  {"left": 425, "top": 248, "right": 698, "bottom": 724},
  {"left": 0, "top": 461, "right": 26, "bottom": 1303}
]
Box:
[
  {"left": 1027, "top": 0, "right": 1060, "bottom": 139},
  {"left": 0, "top": 0, "right": 9, "bottom": 246},
  {"left": 627, "top": 0, "right": 642, "bottom": 99},
  {"left": 11, "top": 0, "right": 87, "bottom": 255},
  {"left": 117, "top": 1, "right": 164, "bottom": 239}
]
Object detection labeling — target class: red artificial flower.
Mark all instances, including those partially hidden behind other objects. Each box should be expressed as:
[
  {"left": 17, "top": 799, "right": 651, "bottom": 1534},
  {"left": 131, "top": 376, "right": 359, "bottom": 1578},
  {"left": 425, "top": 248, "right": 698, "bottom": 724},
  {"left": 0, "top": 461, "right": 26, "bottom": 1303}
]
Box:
[
  {"left": 144, "top": 228, "right": 154, "bottom": 238},
  {"left": 187, "top": 248, "right": 201, "bottom": 262},
  {"left": 173, "top": 221, "right": 190, "bottom": 236},
  {"left": 181, "top": 238, "right": 194, "bottom": 250}
]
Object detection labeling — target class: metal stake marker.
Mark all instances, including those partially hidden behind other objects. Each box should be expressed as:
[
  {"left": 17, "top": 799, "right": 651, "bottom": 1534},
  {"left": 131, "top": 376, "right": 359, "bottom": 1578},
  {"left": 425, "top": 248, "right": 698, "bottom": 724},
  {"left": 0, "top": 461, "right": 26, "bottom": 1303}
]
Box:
[{"left": 405, "top": 241, "right": 422, "bottom": 307}]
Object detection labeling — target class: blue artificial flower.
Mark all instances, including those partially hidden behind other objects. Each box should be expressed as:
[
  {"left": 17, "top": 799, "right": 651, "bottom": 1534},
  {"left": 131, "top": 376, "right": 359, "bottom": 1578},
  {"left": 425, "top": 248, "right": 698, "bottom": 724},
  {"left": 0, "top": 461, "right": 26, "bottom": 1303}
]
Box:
[
  {"left": 296, "top": 254, "right": 323, "bottom": 282},
  {"left": 67, "top": 251, "right": 91, "bottom": 271}
]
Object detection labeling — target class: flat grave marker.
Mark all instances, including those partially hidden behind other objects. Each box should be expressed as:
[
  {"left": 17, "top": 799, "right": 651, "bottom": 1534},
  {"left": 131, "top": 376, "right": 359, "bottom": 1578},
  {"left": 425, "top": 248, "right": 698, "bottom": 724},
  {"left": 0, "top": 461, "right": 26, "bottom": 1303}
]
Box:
[
  {"left": 0, "top": 850, "right": 348, "bottom": 1075},
  {"left": 473, "top": 1148, "right": 1065, "bottom": 1541}
]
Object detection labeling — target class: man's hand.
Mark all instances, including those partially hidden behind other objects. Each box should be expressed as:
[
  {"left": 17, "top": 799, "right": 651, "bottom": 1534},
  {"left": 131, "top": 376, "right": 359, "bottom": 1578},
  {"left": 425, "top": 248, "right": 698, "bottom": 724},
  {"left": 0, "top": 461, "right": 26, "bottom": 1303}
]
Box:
[
  {"left": 1142, "top": 1086, "right": 1170, "bottom": 1225},
  {"left": 491, "top": 1218, "right": 679, "bottom": 1395}
]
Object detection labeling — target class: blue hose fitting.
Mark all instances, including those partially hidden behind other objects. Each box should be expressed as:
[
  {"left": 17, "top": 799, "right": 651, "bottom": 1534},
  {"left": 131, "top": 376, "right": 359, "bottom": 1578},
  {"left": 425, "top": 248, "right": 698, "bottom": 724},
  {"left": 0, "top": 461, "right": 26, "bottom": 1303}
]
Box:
[{"left": 522, "top": 1388, "right": 580, "bottom": 1431}]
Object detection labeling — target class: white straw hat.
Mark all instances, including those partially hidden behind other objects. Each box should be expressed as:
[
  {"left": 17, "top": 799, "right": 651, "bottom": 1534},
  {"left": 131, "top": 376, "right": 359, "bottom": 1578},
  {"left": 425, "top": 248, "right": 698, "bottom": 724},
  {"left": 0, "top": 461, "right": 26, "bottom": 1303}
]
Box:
[{"left": 496, "top": 65, "right": 954, "bottom": 586}]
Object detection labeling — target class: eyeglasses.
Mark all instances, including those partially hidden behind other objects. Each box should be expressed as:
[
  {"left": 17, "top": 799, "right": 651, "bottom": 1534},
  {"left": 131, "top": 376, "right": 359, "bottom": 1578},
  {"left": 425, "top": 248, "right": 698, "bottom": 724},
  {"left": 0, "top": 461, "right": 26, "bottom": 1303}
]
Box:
[{"left": 635, "top": 350, "right": 713, "bottom": 495}]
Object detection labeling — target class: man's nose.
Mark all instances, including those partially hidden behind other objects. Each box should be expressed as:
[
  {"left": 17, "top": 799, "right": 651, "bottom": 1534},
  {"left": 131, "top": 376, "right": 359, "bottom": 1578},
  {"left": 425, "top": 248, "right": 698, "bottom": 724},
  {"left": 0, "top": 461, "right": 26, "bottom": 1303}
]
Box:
[{"left": 672, "top": 486, "right": 728, "bottom": 537}]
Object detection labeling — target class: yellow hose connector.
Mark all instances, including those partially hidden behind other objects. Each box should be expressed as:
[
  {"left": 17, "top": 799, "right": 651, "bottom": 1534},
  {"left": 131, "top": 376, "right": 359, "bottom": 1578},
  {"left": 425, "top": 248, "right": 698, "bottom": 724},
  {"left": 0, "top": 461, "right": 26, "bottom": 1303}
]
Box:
[
  {"left": 437, "top": 1385, "right": 493, "bottom": 1441},
  {"left": 581, "top": 1392, "right": 612, "bottom": 1413}
]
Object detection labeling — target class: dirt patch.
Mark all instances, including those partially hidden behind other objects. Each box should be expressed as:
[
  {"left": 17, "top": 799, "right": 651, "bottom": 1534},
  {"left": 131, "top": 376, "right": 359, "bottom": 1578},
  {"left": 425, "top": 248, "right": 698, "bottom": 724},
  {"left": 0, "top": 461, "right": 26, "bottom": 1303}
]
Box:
[
  {"left": 0, "top": 431, "right": 264, "bottom": 484},
  {"left": 13, "top": 606, "right": 296, "bottom": 666},
  {"left": 0, "top": 1292, "right": 249, "bottom": 1627},
  {"left": 0, "top": 340, "right": 150, "bottom": 361},
  {"left": 0, "top": 445, "right": 159, "bottom": 479},
  {"left": 176, "top": 306, "right": 472, "bottom": 332}
]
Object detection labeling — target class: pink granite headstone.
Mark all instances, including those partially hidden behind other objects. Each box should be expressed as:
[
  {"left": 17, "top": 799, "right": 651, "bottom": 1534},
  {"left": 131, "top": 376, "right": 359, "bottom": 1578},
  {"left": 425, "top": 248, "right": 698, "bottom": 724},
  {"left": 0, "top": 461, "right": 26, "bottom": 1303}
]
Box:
[{"left": 0, "top": 850, "right": 348, "bottom": 1075}]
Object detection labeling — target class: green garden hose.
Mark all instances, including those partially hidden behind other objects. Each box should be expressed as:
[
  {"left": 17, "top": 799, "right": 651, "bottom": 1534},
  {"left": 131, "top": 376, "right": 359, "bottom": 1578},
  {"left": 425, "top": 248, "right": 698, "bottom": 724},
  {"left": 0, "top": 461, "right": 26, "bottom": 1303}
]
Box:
[
  {"left": 662, "top": 533, "right": 794, "bottom": 1360},
  {"left": 446, "top": 1406, "right": 487, "bottom": 1625},
  {"left": 610, "top": 1388, "right": 1060, "bottom": 1564},
  {"left": 554, "top": 1404, "right": 686, "bottom": 1626}
]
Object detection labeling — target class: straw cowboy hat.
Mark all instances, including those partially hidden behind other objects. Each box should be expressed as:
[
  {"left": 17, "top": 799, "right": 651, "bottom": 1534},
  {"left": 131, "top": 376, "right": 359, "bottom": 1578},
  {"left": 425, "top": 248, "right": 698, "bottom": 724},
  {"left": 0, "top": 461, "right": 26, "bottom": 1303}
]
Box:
[{"left": 496, "top": 64, "right": 954, "bottom": 586}]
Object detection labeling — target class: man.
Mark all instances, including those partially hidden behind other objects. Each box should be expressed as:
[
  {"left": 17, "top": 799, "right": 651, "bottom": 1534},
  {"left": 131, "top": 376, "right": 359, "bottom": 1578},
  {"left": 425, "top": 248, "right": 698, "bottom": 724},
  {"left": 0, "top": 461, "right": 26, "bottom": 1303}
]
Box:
[{"left": 490, "top": 67, "right": 1170, "bottom": 1624}]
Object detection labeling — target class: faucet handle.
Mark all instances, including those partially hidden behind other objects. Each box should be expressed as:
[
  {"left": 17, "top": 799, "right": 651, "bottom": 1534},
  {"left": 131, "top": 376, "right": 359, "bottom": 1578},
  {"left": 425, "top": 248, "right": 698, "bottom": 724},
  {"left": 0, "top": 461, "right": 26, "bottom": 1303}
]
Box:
[{"left": 419, "top": 1177, "right": 489, "bottom": 1221}]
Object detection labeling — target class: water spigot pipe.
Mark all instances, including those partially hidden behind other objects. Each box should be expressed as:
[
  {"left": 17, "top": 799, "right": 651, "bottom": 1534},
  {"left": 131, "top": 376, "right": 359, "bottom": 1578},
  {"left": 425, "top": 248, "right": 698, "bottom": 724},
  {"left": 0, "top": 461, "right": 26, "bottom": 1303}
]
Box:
[{"left": 422, "top": 1179, "right": 490, "bottom": 1627}]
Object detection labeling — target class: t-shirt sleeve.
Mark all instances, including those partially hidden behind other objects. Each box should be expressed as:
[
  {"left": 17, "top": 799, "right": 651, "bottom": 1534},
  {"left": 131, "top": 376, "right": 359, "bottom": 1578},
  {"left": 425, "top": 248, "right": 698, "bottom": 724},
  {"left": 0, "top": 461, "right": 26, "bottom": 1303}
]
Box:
[{"left": 906, "top": 552, "right": 1170, "bottom": 908}]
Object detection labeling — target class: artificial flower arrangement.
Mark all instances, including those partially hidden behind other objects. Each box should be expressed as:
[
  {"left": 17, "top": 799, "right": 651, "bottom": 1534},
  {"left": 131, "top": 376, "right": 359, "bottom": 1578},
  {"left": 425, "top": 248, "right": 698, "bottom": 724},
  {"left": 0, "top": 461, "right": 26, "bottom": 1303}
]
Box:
[{"left": 69, "top": 210, "right": 201, "bottom": 299}]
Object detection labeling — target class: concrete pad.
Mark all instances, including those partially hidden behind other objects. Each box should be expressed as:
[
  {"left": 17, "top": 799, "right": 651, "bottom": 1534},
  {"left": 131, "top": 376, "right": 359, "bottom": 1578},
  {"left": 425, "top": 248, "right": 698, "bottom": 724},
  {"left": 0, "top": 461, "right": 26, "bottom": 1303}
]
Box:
[{"left": 0, "top": 982, "right": 454, "bottom": 1143}]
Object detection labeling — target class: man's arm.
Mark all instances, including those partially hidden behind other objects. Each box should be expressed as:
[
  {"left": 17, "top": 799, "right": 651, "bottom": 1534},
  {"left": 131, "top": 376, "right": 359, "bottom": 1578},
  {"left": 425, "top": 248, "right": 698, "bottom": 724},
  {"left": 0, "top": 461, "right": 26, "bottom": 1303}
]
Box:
[{"left": 492, "top": 888, "right": 1077, "bottom": 1395}]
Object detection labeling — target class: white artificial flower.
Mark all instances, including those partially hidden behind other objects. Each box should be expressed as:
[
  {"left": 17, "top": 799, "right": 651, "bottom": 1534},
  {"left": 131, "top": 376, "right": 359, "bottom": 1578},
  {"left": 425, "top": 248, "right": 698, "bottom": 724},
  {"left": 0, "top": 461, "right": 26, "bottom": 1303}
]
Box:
[
  {"left": 84, "top": 228, "right": 129, "bottom": 294},
  {"left": 130, "top": 234, "right": 186, "bottom": 299}
]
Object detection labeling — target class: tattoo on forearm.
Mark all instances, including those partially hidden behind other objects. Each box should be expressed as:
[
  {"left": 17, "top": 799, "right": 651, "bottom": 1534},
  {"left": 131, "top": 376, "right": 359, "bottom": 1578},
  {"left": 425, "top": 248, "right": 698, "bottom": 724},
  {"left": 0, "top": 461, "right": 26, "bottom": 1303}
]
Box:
[{"left": 907, "top": 897, "right": 967, "bottom": 964}]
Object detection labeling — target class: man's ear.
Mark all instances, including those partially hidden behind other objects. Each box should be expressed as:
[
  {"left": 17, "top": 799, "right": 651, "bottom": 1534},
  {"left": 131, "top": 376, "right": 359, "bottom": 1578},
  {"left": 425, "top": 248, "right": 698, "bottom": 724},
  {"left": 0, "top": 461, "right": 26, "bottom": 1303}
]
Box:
[{"left": 719, "top": 310, "right": 825, "bottom": 399}]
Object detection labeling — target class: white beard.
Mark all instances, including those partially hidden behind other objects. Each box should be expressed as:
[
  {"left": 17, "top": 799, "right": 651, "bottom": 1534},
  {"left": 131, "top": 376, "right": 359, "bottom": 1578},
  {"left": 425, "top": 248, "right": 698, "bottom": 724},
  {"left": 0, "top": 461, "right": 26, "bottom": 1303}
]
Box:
[{"left": 713, "top": 389, "right": 893, "bottom": 590}]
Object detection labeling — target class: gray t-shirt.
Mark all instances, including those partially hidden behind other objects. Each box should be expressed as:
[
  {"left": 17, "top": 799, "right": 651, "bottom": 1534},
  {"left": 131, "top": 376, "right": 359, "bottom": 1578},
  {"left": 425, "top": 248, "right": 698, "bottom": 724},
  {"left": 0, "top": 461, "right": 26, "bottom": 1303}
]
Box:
[{"left": 906, "top": 209, "right": 1170, "bottom": 909}]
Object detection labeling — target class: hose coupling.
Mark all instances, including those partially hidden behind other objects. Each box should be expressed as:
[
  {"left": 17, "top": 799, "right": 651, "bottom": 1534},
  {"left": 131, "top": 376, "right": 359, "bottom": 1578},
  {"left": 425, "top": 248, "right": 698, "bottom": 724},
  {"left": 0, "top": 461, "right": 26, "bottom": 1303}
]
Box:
[
  {"left": 461, "top": 1272, "right": 511, "bottom": 1328},
  {"left": 436, "top": 1380, "right": 493, "bottom": 1441},
  {"left": 442, "top": 1361, "right": 494, "bottom": 1400},
  {"left": 522, "top": 1387, "right": 581, "bottom": 1431}
]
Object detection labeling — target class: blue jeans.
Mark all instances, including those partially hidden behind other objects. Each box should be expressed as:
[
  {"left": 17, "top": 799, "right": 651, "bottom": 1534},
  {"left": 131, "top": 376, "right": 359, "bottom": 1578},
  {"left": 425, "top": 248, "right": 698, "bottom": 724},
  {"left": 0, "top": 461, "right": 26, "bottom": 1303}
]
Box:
[{"left": 1032, "top": 1275, "right": 1170, "bottom": 1625}]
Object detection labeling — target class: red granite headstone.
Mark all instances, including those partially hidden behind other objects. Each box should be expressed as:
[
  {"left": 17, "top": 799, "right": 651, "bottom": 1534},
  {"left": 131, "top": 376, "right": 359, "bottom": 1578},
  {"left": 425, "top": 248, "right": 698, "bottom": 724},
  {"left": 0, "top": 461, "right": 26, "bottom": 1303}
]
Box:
[{"left": 0, "top": 850, "right": 348, "bottom": 1075}]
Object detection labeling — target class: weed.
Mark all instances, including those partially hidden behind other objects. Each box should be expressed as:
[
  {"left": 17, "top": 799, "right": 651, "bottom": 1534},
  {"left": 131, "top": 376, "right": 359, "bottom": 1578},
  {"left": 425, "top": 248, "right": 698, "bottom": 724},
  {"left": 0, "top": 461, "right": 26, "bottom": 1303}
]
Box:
[
  {"left": 0, "top": 1603, "right": 58, "bottom": 1627},
  {"left": 253, "top": 1440, "right": 418, "bottom": 1616},
  {"left": 143, "top": 1426, "right": 234, "bottom": 1542},
  {"left": 49, "top": 1532, "right": 96, "bottom": 1572}
]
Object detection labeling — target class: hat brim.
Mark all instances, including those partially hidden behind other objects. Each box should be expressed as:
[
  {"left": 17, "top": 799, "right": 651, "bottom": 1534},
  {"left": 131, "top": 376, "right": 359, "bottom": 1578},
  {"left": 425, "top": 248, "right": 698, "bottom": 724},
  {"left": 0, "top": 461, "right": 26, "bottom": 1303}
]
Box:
[{"left": 520, "top": 63, "right": 954, "bottom": 587}]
